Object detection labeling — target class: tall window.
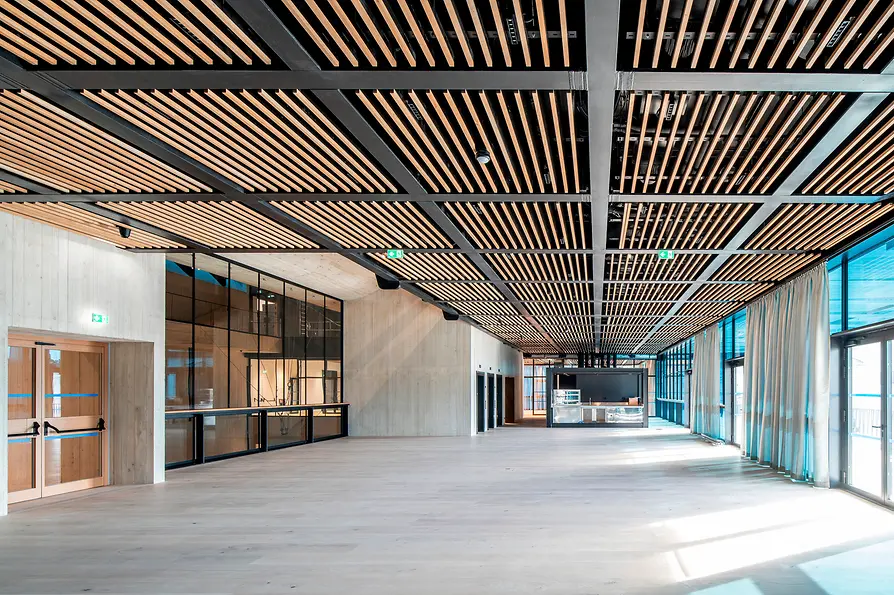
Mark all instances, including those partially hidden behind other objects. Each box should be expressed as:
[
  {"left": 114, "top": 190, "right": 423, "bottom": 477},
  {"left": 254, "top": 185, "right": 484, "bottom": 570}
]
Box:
[
  {"left": 164, "top": 254, "right": 343, "bottom": 411},
  {"left": 828, "top": 224, "right": 894, "bottom": 334},
  {"left": 655, "top": 339, "right": 692, "bottom": 425}
]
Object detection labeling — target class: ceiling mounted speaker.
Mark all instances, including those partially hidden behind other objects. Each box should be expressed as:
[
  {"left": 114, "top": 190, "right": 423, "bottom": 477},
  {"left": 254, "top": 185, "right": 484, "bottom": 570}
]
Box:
[
  {"left": 376, "top": 275, "right": 400, "bottom": 290},
  {"left": 443, "top": 311, "right": 460, "bottom": 321}
]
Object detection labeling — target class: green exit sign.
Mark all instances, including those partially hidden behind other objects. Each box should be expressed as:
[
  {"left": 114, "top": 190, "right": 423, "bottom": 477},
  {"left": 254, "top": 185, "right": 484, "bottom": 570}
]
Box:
[
  {"left": 91, "top": 313, "right": 109, "bottom": 324},
  {"left": 657, "top": 249, "right": 676, "bottom": 260},
  {"left": 386, "top": 249, "right": 405, "bottom": 259}
]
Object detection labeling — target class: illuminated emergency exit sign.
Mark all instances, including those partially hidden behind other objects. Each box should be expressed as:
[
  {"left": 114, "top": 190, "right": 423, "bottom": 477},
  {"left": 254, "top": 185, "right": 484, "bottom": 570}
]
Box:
[
  {"left": 657, "top": 249, "right": 675, "bottom": 260},
  {"left": 386, "top": 249, "right": 405, "bottom": 259}
]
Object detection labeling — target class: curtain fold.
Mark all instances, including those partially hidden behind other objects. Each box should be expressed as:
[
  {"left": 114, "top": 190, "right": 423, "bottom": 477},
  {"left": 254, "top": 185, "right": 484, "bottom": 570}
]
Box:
[
  {"left": 744, "top": 264, "right": 830, "bottom": 486},
  {"left": 691, "top": 324, "right": 722, "bottom": 439}
]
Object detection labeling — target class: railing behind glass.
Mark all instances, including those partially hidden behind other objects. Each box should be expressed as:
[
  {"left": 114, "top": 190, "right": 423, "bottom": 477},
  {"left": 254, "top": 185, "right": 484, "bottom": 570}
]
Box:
[{"left": 164, "top": 403, "right": 348, "bottom": 469}]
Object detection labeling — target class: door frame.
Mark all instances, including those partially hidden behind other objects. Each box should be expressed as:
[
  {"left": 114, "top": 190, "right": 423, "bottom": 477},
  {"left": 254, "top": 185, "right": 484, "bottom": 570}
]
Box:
[
  {"left": 486, "top": 373, "right": 496, "bottom": 429},
  {"left": 476, "top": 372, "right": 486, "bottom": 433},
  {"left": 724, "top": 358, "right": 745, "bottom": 447},
  {"left": 836, "top": 328, "right": 892, "bottom": 508},
  {"left": 7, "top": 334, "right": 109, "bottom": 504},
  {"left": 496, "top": 375, "right": 504, "bottom": 427}
]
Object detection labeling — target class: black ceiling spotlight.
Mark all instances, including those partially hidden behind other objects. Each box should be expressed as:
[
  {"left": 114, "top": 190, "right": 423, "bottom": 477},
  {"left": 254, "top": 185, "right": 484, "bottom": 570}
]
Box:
[
  {"left": 375, "top": 275, "right": 400, "bottom": 290},
  {"left": 117, "top": 225, "right": 131, "bottom": 239},
  {"left": 475, "top": 149, "right": 491, "bottom": 165}
]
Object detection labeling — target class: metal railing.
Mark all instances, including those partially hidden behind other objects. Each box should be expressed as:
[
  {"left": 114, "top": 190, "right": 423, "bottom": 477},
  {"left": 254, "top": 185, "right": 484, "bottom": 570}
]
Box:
[{"left": 164, "top": 403, "right": 348, "bottom": 469}]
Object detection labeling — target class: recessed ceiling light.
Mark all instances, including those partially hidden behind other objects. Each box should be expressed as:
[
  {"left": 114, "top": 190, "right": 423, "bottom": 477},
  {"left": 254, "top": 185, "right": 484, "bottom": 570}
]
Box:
[{"left": 476, "top": 149, "right": 491, "bottom": 164}]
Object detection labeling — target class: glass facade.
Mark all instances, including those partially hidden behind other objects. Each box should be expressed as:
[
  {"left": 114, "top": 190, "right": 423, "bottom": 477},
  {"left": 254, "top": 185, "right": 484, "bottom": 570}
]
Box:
[
  {"left": 829, "top": 224, "right": 894, "bottom": 334},
  {"left": 655, "top": 338, "right": 693, "bottom": 425},
  {"left": 164, "top": 254, "right": 343, "bottom": 411}
]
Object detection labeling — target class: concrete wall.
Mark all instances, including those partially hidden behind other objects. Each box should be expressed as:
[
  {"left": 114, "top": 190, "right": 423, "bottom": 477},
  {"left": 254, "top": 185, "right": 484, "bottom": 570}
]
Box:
[
  {"left": 344, "top": 288, "right": 522, "bottom": 436},
  {"left": 0, "top": 213, "right": 165, "bottom": 516},
  {"left": 344, "top": 288, "right": 471, "bottom": 436},
  {"left": 470, "top": 326, "right": 524, "bottom": 429}
]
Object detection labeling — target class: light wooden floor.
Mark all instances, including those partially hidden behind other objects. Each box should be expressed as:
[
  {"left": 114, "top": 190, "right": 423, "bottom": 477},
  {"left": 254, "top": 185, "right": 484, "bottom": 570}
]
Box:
[{"left": 2, "top": 420, "right": 894, "bottom": 594}]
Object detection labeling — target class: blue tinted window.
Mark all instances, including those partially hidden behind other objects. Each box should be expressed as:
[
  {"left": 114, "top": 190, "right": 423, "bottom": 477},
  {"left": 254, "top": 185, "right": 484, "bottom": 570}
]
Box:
[{"left": 847, "top": 240, "right": 894, "bottom": 329}]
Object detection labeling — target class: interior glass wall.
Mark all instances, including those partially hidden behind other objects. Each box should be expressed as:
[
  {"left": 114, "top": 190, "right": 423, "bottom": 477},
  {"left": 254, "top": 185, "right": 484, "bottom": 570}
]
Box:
[
  {"left": 164, "top": 254, "right": 343, "bottom": 411},
  {"left": 655, "top": 339, "right": 693, "bottom": 425}
]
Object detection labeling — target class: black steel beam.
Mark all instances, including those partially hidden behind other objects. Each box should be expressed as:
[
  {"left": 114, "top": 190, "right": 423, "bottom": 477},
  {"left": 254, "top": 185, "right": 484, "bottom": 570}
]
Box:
[
  {"left": 0, "top": 170, "right": 55, "bottom": 194},
  {"left": 49, "top": 69, "right": 580, "bottom": 91},
  {"left": 612, "top": 194, "right": 887, "bottom": 204},
  {"left": 620, "top": 71, "right": 894, "bottom": 93},
  {"left": 587, "top": 1, "right": 622, "bottom": 350}
]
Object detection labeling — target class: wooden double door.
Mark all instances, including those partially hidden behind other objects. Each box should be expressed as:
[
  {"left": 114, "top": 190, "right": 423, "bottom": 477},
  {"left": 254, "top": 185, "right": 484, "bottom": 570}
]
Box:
[{"left": 7, "top": 337, "right": 108, "bottom": 504}]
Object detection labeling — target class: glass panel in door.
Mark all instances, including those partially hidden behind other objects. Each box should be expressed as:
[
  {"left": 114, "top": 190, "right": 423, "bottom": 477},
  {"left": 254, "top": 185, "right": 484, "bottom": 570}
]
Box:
[
  {"left": 42, "top": 348, "right": 104, "bottom": 495},
  {"left": 888, "top": 341, "right": 894, "bottom": 503},
  {"left": 7, "top": 344, "right": 39, "bottom": 502},
  {"left": 848, "top": 342, "right": 883, "bottom": 498}
]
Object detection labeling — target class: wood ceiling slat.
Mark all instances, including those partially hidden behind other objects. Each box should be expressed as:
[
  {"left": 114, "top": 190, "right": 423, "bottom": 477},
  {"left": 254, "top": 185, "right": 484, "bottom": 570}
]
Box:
[
  {"left": 511, "top": 0, "right": 531, "bottom": 67},
  {"left": 480, "top": 92, "right": 521, "bottom": 193},
  {"left": 463, "top": 92, "right": 510, "bottom": 193},
  {"left": 747, "top": 0, "right": 786, "bottom": 69},
  {"left": 288, "top": 0, "right": 355, "bottom": 67},
  {"left": 710, "top": 2, "right": 738, "bottom": 69},
  {"left": 346, "top": 0, "right": 395, "bottom": 67},
  {"left": 0, "top": 202, "right": 180, "bottom": 249},
  {"left": 444, "top": 0, "right": 473, "bottom": 67},
  {"left": 0, "top": 90, "right": 206, "bottom": 193},
  {"left": 652, "top": 0, "right": 669, "bottom": 69},
  {"left": 102, "top": 201, "right": 315, "bottom": 249},
  {"left": 499, "top": 92, "right": 533, "bottom": 193},
  {"left": 421, "top": 0, "right": 454, "bottom": 67}
]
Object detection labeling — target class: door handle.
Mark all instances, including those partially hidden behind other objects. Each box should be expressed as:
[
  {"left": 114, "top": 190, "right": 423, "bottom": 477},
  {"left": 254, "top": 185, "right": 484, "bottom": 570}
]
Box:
[{"left": 872, "top": 425, "right": 882, "bottom": 428}]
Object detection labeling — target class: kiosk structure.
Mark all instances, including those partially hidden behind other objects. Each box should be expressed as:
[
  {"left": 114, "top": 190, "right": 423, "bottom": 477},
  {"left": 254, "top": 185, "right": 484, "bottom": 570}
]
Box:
[{"left": 546, "top": 368, "right": 647, "bottom": 428}]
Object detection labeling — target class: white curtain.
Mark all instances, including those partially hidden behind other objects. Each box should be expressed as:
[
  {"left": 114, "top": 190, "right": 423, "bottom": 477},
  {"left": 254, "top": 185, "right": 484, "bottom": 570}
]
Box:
[
  {"left": 691, "top": 324, "right": 722, "bottom": 439},
  {"left": 744, "top": 264, "right": 830, "bottom": 486}
]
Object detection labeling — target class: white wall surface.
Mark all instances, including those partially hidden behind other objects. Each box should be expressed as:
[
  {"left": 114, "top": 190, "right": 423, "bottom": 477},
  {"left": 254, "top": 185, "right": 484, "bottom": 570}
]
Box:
[
  {"left": 344, "top": 288, "right": 472, "bottom": 436},
  {"left": 470, "top": 326, "right": 524, "bottom": 431},
  {"left": 0, "top": 213, "right": 166, "bottom": 516}
]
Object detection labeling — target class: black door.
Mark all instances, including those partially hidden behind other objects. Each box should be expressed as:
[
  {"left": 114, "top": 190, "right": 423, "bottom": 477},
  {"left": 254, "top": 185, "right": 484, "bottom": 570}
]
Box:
[
  {"left": 496, "top": 375, "right": 504, "bottom": 426},
  {"left": 477, "top": 373, "right": 487, "bottom": 433},
  {"left": 487, "top": 374, "right": 496, "bottom": 429}
]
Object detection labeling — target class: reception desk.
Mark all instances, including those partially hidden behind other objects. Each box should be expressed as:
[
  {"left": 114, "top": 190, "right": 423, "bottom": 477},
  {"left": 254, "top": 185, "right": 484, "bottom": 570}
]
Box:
[{"left": 546, "top": 368, "right": 648, "bottom": 428}]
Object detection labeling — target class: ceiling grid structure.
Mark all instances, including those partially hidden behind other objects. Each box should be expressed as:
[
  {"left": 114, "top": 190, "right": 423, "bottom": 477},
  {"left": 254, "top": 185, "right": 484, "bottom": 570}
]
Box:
[{"left": 0, "top": 1, "right": 893, "bottom": 354}]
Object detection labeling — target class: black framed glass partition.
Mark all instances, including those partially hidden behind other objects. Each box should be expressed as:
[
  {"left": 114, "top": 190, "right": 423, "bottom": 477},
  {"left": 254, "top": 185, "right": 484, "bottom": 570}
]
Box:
[{"left": 164, "top": 254, "right": 346, "bottom": 468}]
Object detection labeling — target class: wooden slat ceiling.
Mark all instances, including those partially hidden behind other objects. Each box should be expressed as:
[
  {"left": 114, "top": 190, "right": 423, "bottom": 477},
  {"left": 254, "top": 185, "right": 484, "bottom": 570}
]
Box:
[
  {"left": 526, "top": 300, "right": 593, "bottom": 317},
  {"left": 625, "top": 0, "right": 894, "bottom": 72},
  {"left": 0, "top": 90, "right": 207, "bottom": 193},
  {"left": 414, "top": 281, "right": 502, "bottom": 301},
  {"left": 711, "top": 253, "right": 821, "bottom": 283},
  {"left": 446, "top": 201, "right": 588, "bottom": 248},
  {"left": 691, "top": 282, "right": 772, "bottom": 303},
  {"left": 357, "top": 90, "right": 585, "bottom": 193},
  {"left": 0, "top": 202, "right": 181, "bottom": 249},
  {"left": 450, "top": 301, "right": 518, "bottom": 317},
  {"left": 609, "top": 202, "right": 753, "bottom": 249},
  {"left": 100, "top": 201, "right": 317, "bottom": 249},
  {"left": 614, "top": 91, "right": 847, "bottom": 195},
  {"left": 510, "top": 282, "right": 592, "bottom": 310},
  {"left": 487, "top": 253, "right": 590, "bottom": 281},
  {"left": 802, "top": 97, "right": 894, "bottom": 195},
  {"left": 745, "top": 203, "right": 894, "bottom": 251},
  {"left": 278, "top": 0, "right": 582, "bottom": 69},
  {"left": 0, "top": 180, "right": 26, "bottom": 193},
  {"left": 368, "top": 252, "right": 483, "bottom": 281},
  {"left": 82, "top": 89, "right": 395, "bottom": 193},
  {"left": 0, "top": 0, "right": 270, "bottom": 67},
  {"left": 607, "top": 254, "right": 710, "bottom": 282},
  {"left": 270, "top": 200, "right": 449, "bottom": 248}
]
